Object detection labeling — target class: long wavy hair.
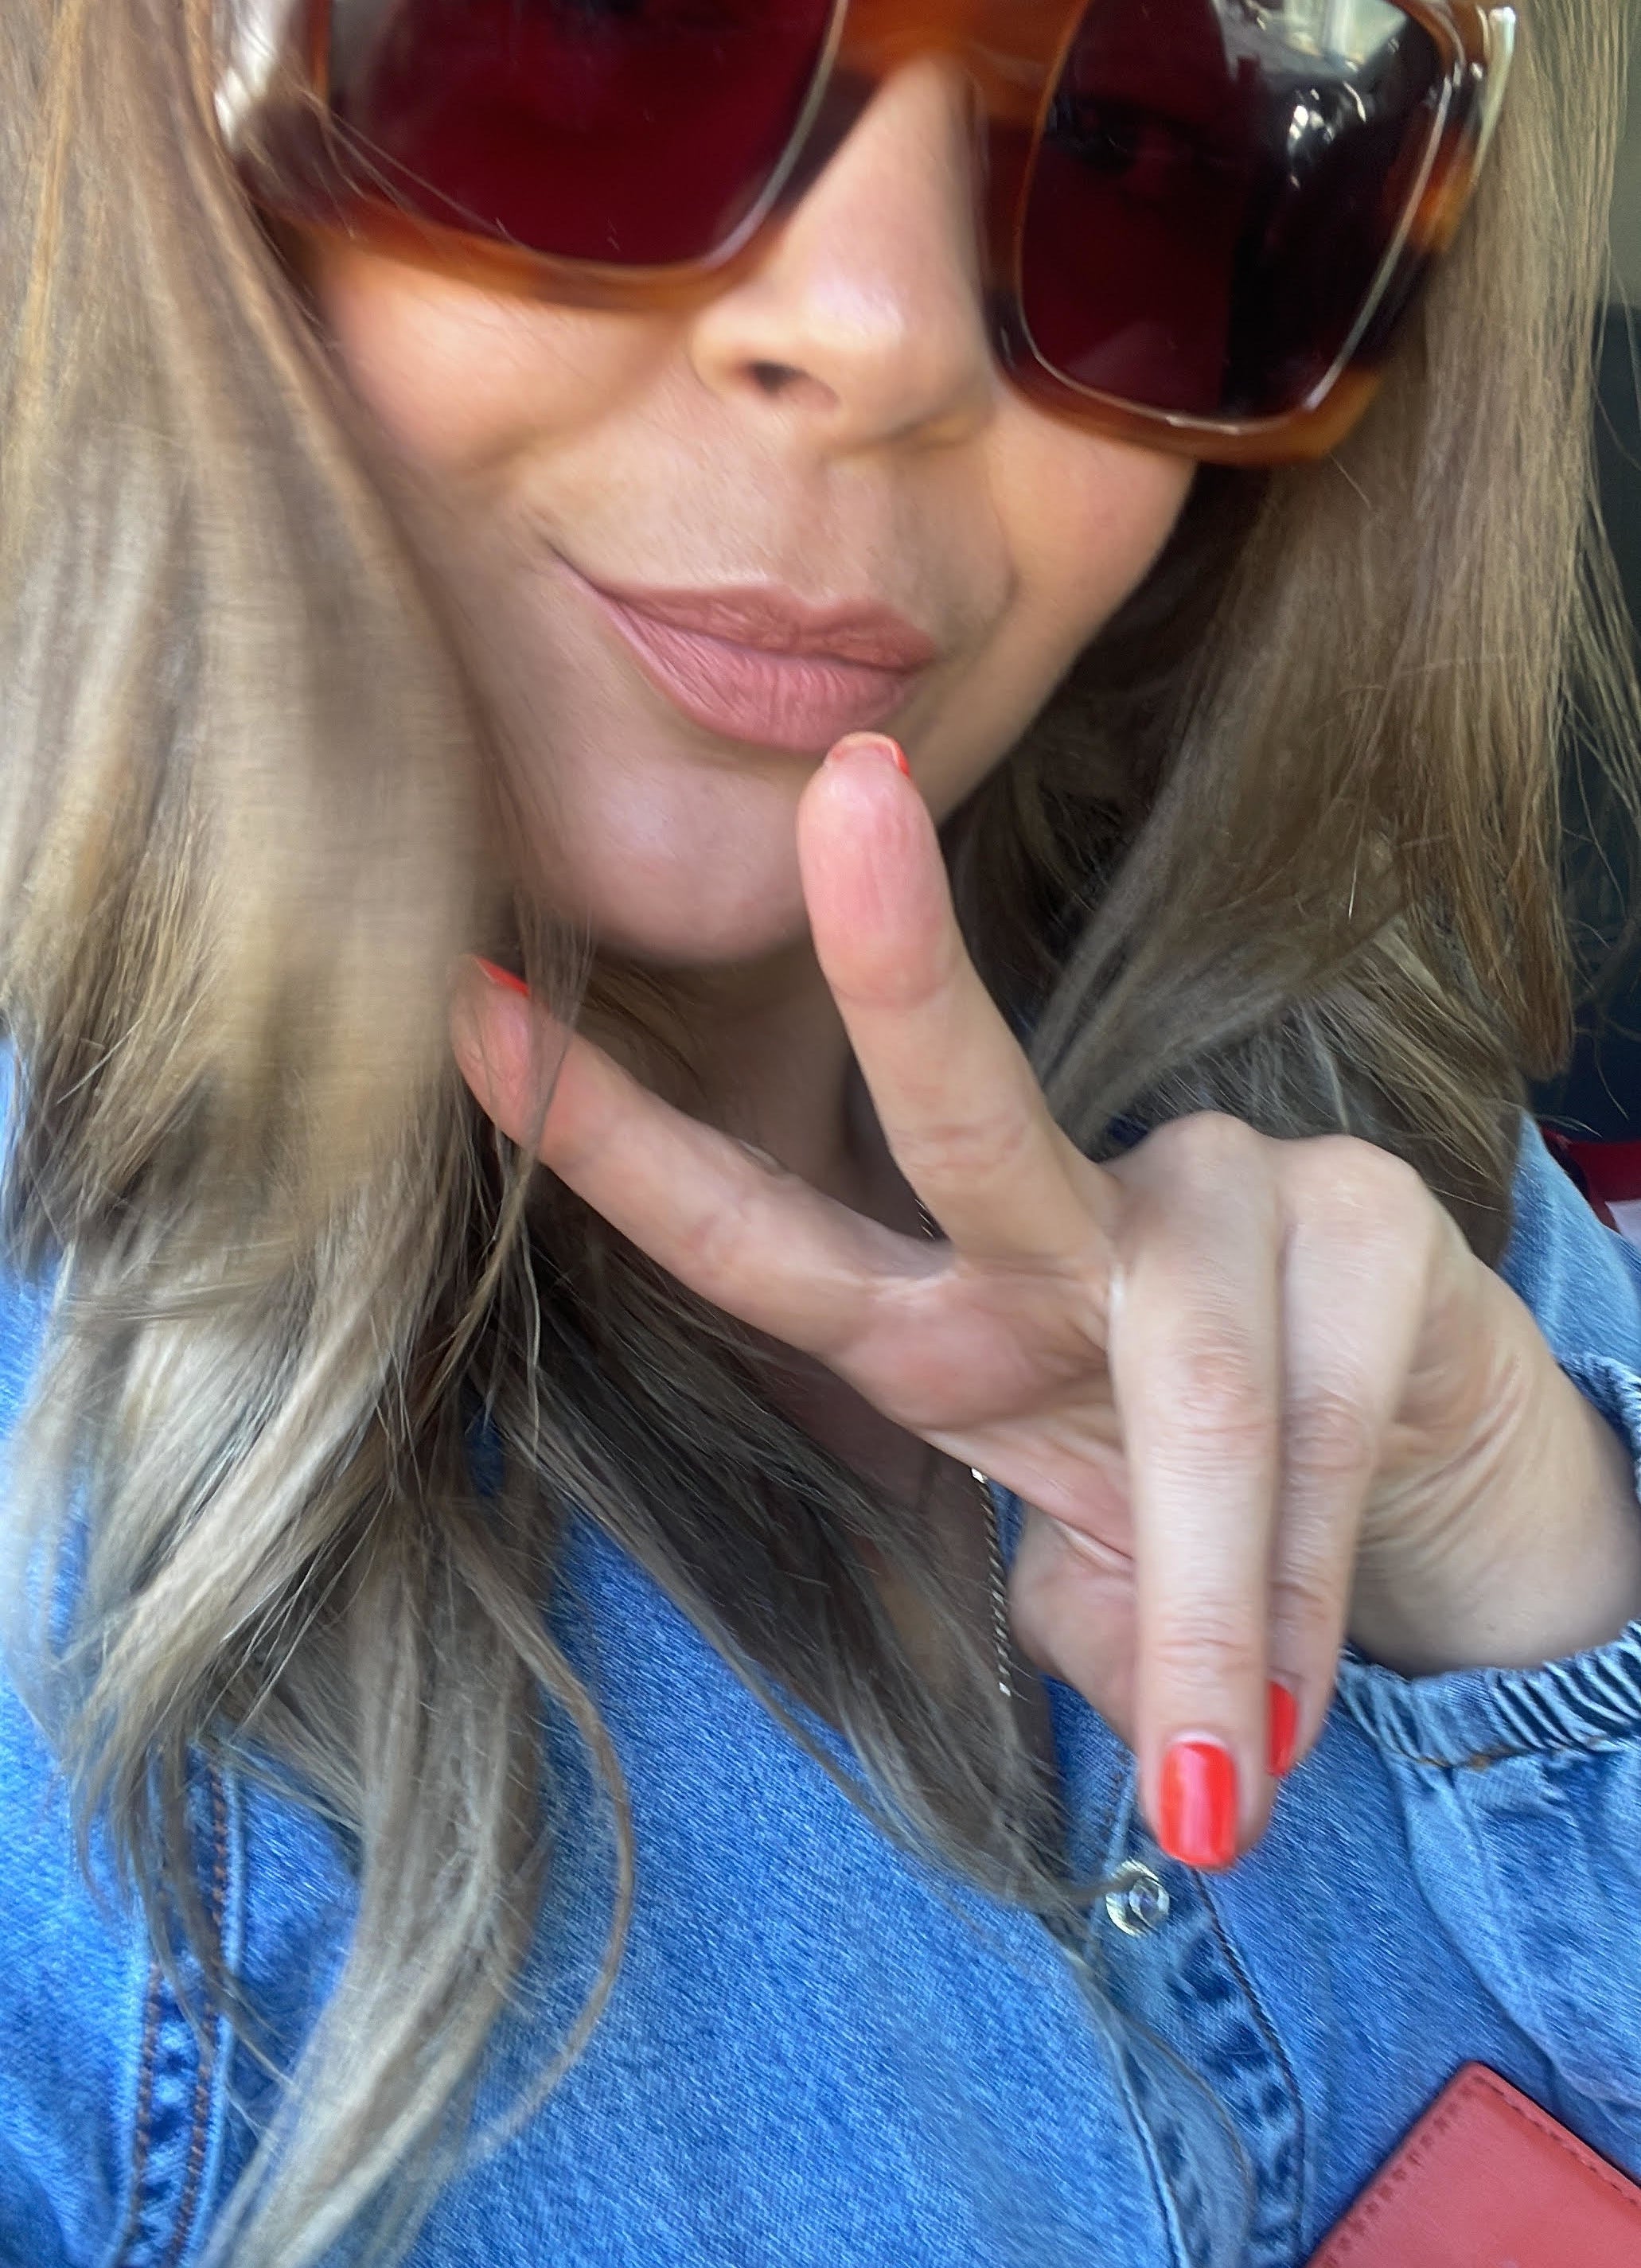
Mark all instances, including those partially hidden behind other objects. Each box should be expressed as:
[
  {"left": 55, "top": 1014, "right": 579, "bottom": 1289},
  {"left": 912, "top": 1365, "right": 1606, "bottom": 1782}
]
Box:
[{"left": 0, "top": 1, "right": 1636, "bottom": 2261}]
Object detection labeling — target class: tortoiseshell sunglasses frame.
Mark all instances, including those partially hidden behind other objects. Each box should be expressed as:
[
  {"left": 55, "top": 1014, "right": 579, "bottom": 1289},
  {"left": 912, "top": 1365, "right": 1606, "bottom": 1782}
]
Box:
[{"left": 222, "top": 0, "right": 1518, "bottom": 466}]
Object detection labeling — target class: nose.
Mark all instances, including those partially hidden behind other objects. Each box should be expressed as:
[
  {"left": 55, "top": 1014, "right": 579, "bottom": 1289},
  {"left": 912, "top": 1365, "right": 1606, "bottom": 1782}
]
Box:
[{"left": 685, "top": 60, "right": 997, "bottom": 454}]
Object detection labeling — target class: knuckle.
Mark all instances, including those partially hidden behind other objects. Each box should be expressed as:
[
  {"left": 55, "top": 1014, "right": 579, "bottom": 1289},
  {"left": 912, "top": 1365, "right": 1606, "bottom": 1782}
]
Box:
[
  {"left": 672, "top": 1215, "right": 743, "bottom": 1296},
  {"left": 1283, "top": 1381, "right": 1381, "bottom": 1486},
  {"left": 1267, "top": 1564, "right": 1344, "bottom": 1651},
  {"left": 1148, "top": 1611, "right": 1263, "bottom": 1692},
  {"left": 673, "top": 1183, "right": 766, "bottom": 1292},
  {"left": 1162, "top": 1336, "right": 1277, "bottom": 1459},
  {"left": 1297, "top": 1136, "right": 1428, "bottom": 1229},
  {"left": 894, "top": 1101, "right": 1037, "bottom": 1194},
  {"left": 1145, "top": 1110, "right": 1266, "bottom": 1190}
]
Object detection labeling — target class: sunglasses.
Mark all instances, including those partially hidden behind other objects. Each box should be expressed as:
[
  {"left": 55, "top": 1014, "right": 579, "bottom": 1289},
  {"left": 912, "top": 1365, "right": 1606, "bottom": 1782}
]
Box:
[{"left": 220, "top": 0, "right": 1516, "bottom": 465}]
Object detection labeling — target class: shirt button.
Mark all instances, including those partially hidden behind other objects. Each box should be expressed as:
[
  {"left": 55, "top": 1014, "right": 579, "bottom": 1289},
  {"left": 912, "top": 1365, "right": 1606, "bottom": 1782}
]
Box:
[{"left": 1103, "top": 1859, "right": 1171, "bottom": 1938}]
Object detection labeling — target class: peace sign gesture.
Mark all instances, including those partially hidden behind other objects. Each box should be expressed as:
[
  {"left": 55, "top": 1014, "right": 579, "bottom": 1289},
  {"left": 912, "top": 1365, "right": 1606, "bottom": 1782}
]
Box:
[{"left": 452, "top": 735, "right": 1641, "bottom": 1871}]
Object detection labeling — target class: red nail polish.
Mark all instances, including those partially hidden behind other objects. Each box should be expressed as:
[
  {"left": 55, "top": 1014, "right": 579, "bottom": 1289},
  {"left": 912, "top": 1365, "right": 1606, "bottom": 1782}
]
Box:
[
  {"left": 827, "top": 732, "right": 911, "bottom": 777},
  {"left": 1157, "top": 1739, "right": 1239, "bottom": 1870},
  {"left": 473, "top": 957, "right": 531, "bottom": 998},
  {"left": 1267, "top": 1681, "right": 1300, "bottom": 1779}
]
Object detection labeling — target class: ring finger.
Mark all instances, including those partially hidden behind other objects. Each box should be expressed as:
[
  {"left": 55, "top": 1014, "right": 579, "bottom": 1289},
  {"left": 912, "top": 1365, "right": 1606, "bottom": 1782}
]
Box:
[{"left": 1265, "top": 1143, "right": 1436, "bottom": 1771}]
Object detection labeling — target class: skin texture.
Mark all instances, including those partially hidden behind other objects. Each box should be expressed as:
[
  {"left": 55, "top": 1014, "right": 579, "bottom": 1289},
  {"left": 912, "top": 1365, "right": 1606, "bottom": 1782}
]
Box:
[
  {"left": 314, "top": 62, "right": 1191, "bottom": 1055},
  {"left": 312, "top": 61, "right": 1641, "bottom": 1869}
]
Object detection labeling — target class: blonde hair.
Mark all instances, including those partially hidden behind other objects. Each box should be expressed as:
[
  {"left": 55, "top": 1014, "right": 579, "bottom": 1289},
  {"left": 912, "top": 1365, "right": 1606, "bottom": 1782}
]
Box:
[{"left": 0, "top": 0, "right": 1635, "bottom": 2261}]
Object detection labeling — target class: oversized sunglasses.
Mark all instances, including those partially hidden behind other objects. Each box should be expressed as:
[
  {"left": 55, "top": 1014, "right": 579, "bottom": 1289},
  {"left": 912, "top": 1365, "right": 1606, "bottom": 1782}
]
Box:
[{"left": 219, "top": 0, "right": 1516, "bottom": 465}]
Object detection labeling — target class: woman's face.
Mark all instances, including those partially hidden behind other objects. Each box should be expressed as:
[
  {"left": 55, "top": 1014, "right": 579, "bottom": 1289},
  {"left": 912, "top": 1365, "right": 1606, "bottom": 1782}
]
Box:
[{"left": 312, "top": 60, "right": 1195, "bottom": 972}]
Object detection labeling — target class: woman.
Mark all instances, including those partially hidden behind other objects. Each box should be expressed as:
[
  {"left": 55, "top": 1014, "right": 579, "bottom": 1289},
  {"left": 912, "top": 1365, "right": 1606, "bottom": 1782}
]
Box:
[{"left": 1, "top": 0, "right": 1639, "bottom": 2262}]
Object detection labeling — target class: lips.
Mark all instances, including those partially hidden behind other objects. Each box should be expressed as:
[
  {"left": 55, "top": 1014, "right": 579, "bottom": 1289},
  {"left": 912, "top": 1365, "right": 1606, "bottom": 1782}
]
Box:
[{"left": 568, "top": 567, "right": 937, "bottom": 752}]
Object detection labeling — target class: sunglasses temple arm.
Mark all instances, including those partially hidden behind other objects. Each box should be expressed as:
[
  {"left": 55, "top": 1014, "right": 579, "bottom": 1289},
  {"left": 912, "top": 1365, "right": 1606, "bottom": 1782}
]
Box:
[{"left": 1473, "top": 8, "right": 1517, "bottom": 179}]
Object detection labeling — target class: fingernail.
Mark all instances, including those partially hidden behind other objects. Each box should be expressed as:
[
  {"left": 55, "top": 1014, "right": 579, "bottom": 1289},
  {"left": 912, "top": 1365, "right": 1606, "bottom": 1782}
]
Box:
[
  {"left": 1157, "top": 1739, "right": 1239, "bottom": 1870},
  {"left": 456, "top": 957, "right": 534, "bottom": 1096},
  {"left": 826, "top": 732, "right": 911, "bottom": 777},
  {"left": 472, "top": 957, "right": 531, "bottom": 998},
  {"left": 1267, "top": 1681, "right": 1300, "bottom": 1779}
]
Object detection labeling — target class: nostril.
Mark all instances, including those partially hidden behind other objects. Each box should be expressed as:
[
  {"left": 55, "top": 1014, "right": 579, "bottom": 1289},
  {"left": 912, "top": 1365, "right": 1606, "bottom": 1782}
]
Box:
[{"left": 749, "top": 360, "right": 799, "bottom": 396}]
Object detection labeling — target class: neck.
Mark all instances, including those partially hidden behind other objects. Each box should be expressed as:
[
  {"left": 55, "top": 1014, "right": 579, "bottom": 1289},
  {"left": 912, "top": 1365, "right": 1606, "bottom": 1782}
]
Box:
[
  {"left": 594, "top": 935, "right": 938, "bottom": 1514},
  {"left": 628, "top": 937, "right": 910, "bottom": 1228}
]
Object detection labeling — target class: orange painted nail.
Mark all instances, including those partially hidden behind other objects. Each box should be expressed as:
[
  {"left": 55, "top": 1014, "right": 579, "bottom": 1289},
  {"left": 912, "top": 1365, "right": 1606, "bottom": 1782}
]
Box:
[
  {"left": 1157, "top": 1740, "right": 1238, "bottom": 1871},
  {"left": 1267, "top": 1681, "right": 1300, "bottom": 1779},
  {"left": 473, "top": 957, "right": 531, "bottom": 998},
  {"left": 827, "top": 732, "right": 911, "bottom": 777}
]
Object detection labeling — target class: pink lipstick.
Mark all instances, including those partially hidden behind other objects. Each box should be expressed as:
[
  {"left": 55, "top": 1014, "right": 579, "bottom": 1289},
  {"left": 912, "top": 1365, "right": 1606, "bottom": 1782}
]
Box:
[{"left": 571, "top": 570, "right": 936, "bottom": 752}]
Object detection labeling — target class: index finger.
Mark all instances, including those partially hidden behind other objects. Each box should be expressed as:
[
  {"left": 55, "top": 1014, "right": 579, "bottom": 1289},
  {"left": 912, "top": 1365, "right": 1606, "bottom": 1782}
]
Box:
[
  {"left": 448, "top": 957, "right": 919, "bottom": 1362},
  {"left": 799, "top": 736, "right": 1121, "bottom": 1268}
]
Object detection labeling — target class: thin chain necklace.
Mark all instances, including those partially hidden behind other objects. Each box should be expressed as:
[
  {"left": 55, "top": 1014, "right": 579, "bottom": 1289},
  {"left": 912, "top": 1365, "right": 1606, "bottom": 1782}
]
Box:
[{"left": 914, "top": 1200, "right": 1015, "bottom": 1704}]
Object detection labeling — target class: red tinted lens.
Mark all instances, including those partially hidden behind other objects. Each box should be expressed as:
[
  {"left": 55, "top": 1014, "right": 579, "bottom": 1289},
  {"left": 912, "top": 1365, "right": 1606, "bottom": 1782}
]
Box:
[
  {"left": 324, "top": 0, "right": 836, "bottom": 267},
  {"left": 1020, "top": 0, "right": 1448, "bottom": 423}
]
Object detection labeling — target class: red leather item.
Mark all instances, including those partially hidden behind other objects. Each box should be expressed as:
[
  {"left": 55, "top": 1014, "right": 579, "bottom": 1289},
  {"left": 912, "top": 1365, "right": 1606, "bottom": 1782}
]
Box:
[
  {"left": 1308, "top": 2063, "right": 1641, "bottom": 2266},
  {"left": 1540, "top": 1129, "right": 1641, "bottom": 1232},
  {"left": 1553, "top": 1136, "right": 1641, "bottom": 1210}
]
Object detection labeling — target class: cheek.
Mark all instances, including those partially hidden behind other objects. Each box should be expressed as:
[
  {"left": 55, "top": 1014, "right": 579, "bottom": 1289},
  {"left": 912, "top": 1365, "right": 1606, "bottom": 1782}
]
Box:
[
  {"left": 998, "top": 416, "right": 1196, "bottom": 643},
  {"left": 310, "top": 246, "right": 668, "bottom": 475}
]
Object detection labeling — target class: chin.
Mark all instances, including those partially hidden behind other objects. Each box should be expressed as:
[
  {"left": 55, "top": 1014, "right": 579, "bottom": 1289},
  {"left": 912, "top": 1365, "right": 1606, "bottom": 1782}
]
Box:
[
  {"left": 544, "top": 861, "right": 813, "bottom": 973},
  {"left": 510, "top": 739, "right": 820, "bottom": 971},
  {"left": 594, "top": 914, "right": 813, "bottom": 973}
]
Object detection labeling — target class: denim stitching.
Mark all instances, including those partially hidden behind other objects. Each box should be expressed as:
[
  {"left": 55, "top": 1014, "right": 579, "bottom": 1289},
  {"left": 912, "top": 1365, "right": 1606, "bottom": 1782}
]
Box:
[
  {"left": 109, "top": 1962, "right": 164, "bottom": 2268},
  {"left": 1196, "top": 1874, "right": 1309, "bottom": 2262}
]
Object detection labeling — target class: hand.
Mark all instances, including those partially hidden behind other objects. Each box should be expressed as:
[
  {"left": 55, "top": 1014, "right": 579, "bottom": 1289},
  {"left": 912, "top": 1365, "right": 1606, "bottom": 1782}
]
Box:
[{"left": 450, "top": 735, "right": 1641, "bottom": 1870}]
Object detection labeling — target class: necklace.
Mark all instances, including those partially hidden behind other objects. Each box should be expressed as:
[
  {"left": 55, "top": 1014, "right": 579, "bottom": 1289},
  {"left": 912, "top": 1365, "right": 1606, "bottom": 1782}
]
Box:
[{"left": 914, "top": 1200, "right": 1015, "bottom": 1704}]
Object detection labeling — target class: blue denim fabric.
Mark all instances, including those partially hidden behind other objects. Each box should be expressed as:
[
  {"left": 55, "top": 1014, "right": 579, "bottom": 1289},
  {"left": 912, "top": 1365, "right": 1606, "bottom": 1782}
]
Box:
[{"left": 3, "top": 1123, "right": 1641, "bottom": 2268}]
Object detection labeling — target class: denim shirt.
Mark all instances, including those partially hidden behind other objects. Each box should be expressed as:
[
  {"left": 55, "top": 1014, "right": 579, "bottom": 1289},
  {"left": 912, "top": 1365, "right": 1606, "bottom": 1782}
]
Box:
[{"left": 3, "top": 1124, "right": 1641, "bottom": 2268}]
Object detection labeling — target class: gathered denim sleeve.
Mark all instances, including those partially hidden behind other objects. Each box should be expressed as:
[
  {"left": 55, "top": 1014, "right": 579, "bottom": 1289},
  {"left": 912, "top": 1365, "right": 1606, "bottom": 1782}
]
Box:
[{"left": 1335, "top": 1120, "right": 1641, "bottom": 2153}]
